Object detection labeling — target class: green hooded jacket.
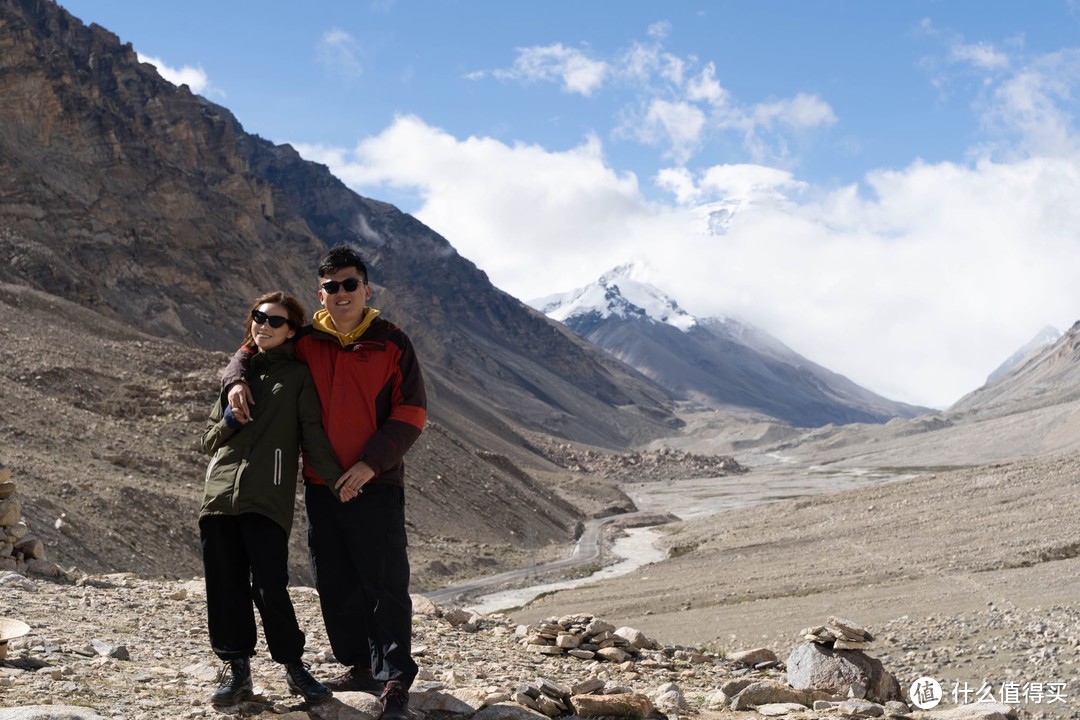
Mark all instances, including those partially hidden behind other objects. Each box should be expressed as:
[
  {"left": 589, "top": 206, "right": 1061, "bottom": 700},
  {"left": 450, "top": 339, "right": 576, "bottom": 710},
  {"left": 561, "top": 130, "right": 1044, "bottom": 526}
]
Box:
[{"left": 200, "top": 342, "right": 342, "bottom": 533}]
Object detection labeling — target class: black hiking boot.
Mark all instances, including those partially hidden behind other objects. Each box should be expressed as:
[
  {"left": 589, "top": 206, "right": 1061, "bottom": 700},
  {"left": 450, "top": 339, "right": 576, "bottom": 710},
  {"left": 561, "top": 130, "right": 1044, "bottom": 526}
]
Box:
[
  {"left": 322, "top": 665, "right": 385, "bottom": 695},
  {"left": 211, "top": 657, "right": 253, "bottom": 706},
  {"left": 380, "top": 680, "right": 412, "bottom": 720},
  {"left": 285, "top": 661, "right": 333, "bottom": 704}
]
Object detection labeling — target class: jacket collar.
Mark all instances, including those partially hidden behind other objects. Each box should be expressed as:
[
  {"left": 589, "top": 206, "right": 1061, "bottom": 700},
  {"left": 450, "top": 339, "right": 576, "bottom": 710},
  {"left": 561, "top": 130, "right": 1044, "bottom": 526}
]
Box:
[{"left": 312, "top": 307, "right": 380, "bottom": 346}]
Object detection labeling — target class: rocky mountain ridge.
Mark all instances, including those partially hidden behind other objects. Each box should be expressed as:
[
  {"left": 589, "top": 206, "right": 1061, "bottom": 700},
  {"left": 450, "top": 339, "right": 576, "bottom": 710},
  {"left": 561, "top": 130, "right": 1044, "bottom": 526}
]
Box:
[
  {"left": 0, "top": 0, "right": 678, "bottom": 452},
  {"left": 0, "top": 0, "right": 700, "bottom": 587}
]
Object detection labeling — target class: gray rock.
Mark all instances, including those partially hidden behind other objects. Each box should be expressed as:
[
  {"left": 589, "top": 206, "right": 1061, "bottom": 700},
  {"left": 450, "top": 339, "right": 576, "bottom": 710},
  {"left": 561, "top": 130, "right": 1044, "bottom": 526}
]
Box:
[
  {"left": 309, "top": 691, "right": 382, "bottom": 719},
  {"left": 911, "top": 703, "right": 1019, "bottom": 719},
  {"left": 838, "top": 698, "right": 885, "bottom": 717},
  {"left": 728, "top": 647, "right": 780, "bottom": 666},
  {"left": 614, "top": 626, "right": 656, "bottom": 650},
  {"left": 0, "top": 497, "right": 20, "bottom": 527},
  {"left": 474, "top": 703, "right": 549, "bottom": 720},
  {"left": 0, "top": 708, "right": 108, "bottom": 720},
  {"left": 411, "top": 689, "right": 481, "bottom": 713},
  {"left": 786, "top": 642, "right": 901, "bottom": 703},
  {"left": 729, "top": 679, "right": 818, "bottom": 710},
  {"left": 89, "top": 639, "right": 129, "bottom": 660},
  {"left": 651, "top": 681, "right": 688, "bottom": 711},
  {"left": 756, "top": 703, "right": 813, "bottom": 716},
  {"left": 571, "top": 692, "right": 655, "bottom": 719}
]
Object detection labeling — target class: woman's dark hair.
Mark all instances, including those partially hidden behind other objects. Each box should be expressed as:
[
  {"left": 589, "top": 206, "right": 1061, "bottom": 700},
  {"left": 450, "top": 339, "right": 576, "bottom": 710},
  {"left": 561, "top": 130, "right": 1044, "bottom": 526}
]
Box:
[{"left": 241, "top": 291, "right": 306, "bottom": 350}]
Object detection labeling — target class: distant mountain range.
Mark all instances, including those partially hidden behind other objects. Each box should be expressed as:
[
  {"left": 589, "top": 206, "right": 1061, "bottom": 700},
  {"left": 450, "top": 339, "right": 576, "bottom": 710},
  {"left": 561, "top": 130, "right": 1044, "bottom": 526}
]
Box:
[
  {"left": 951, "top": 321, "right": 1080, "bottom": 418},
  {"left": 532, "top": 265, "right": 929, "bottom": 427},
  {"left": 984, "top": 325, "right": 1062, "bottom": 385}
]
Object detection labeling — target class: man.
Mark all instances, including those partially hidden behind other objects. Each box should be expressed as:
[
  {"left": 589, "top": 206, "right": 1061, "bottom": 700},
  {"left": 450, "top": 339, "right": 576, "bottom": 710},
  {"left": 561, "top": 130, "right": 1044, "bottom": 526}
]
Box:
[{"left": 224, "top": 244, "right": 426, "bottom": 720}]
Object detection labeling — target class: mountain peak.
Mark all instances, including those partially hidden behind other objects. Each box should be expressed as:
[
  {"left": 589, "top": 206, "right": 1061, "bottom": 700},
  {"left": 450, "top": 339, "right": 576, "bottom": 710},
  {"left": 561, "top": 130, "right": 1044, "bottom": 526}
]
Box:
[
  {"left": 985, "top": 325, "right": 1063, "bottom": 386},
  {"left": 532, "top": 264, "right": 698, "bottom": 332}
]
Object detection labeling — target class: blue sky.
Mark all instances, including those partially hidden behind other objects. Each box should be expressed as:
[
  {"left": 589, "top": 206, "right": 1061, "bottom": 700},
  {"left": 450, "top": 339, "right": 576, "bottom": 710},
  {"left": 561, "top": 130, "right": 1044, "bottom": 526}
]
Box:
[{"left": 59, "top": 1, "right": 1080, "bottom": 408}]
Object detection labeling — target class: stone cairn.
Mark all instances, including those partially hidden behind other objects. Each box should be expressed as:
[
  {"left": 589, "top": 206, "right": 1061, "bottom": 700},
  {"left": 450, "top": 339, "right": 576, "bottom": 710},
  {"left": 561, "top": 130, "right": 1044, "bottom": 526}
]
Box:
[
  {"left": 785, "top": 615, "right": 904, "bottom": 711},
  {"left": 0, "top": 464, "right": 60, "bottom": 577},
  {"left": 800, "top": 615, "right": 875, "bottom": 649},
  {"left": 519, "top": 613, "right": 657, "bottom": 663},
  {"left": 437, "top": 608, "right": 700, "bottom": 718}
]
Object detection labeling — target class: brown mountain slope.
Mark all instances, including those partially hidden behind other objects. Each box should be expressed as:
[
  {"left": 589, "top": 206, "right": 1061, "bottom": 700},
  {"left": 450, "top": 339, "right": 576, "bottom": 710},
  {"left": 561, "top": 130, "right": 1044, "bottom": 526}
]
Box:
[
  {"left": 0, "top": 283, "right": 635, "bottom": 587},
  {"left": 0, "top": 0, "right": 679, "bottom": 453},
  {"left": 0, "top": 0, "right": 703, "bottom": 582}
]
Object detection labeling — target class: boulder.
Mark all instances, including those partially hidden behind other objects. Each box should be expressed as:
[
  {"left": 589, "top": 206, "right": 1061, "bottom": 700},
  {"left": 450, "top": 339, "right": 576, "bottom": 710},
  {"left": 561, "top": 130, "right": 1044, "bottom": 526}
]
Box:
[{"left": 786, "top": 641, "right": 901, "bottom": 704}]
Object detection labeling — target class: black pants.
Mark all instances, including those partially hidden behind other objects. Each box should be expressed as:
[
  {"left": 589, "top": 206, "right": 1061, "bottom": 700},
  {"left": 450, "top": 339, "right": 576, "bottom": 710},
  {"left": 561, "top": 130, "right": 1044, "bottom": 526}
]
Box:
[
  {"left": 305, "top": 482, "right": 417, "bottom": 686},
  {"left": 199, "top": 513, "right": 305, "bottom": 663}
]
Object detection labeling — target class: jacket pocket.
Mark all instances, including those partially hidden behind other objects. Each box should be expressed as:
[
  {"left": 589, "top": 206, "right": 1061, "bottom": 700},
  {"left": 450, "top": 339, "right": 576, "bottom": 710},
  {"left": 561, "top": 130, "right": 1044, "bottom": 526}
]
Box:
[{"left": 274, "top": 448, "right": 283, "bottom": 486}]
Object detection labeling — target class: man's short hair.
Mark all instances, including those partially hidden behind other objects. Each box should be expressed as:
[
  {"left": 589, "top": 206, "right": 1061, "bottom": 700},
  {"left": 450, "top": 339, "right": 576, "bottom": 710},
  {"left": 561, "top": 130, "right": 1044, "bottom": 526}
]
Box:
[{"left": 319, "top": 244, "right": 368, "bottom": 282}]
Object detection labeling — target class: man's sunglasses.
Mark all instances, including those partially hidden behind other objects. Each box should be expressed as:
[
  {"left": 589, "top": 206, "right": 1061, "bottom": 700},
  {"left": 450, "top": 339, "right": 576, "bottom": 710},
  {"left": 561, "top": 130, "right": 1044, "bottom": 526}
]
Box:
[
  {"left": 251, "top": 309, "right": 291, "bottom": 329},
  {"left": 321, "top": 277, "right": 364, "bottom": 294}
]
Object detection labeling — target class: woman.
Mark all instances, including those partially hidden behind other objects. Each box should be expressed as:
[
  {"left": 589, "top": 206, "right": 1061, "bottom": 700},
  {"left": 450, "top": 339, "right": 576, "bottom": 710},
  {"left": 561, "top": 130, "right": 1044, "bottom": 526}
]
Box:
[{"left": 199, "top": 291, "right": 340, "bottom": 706}]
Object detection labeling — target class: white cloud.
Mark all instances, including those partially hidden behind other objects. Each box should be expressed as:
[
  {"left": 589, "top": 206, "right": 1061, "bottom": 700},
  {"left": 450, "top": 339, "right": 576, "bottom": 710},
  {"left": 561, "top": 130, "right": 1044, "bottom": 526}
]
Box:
[
  {"left": 494, "top": 44, "right": 609, "bottom": 96},
  {"left": 137, "top": 53, "right": 214, "bottom": 95},
  {"left": 295, "top": 115, "right": 649, "bottom": 300},
  {"left": 654, "top": 167, "right": 698, "bottom": 204},
  {"left": 646, "top": 20, "right": 671, "bottom": 40},
  {"left": 639, "top": 100, "right": 707, "bottom": 163},
  {"left": 294, "top": 108, "right": 1080, "bottom": 409},
  {"left": 290, "top": 34, "right": 1080, "bottom": 410},
  {"left": 484, "top": 30, "right": 835, "bottom": 167},
  {"left": 317, "top": 28, "right": 364, "bottom": 78},
  {"left": 975, "top": 50, "right": 1080, "bottom": 158},
  {"left": 752, "top": 93, "right": 838, "bottom": 129},
  {"left": 951, "top": 40, "right": 1010, "bottom": 70},
  {"left": 697, "top": 164, "right": 804, "bottom": 198},
  {"left": 686, "top": 62, "right": 728, "bottom": 106}
]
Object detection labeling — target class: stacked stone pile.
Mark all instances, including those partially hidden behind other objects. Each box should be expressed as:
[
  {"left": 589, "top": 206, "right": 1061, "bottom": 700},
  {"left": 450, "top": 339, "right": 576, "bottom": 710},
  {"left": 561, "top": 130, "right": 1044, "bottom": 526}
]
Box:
[
  {"left": 784, "top": 616, "right": 903, "bottom": 709},
  {"left": 0, "top": 465, "right": 58, "bottom": 577},
  {"left": 519, "top": 613, "right": 659, "bottom": 664},
  {"left": 800, "top": 615, "right": 875, "bottom": 650}
]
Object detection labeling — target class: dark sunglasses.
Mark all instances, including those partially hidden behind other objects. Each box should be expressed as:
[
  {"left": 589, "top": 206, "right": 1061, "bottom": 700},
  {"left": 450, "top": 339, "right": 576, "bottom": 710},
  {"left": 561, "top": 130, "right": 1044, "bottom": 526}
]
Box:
[
  {"left": 251, "top": 309, "right": 291, "bottom": 329},
  {"left": 321, "top": 277, "right": 364, "bottom": 294}
]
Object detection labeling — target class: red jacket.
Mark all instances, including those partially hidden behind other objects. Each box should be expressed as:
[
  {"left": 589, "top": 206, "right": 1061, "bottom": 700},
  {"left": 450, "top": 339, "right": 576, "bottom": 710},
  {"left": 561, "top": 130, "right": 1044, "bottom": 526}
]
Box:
[{"left": 223, "top": 316, "right": 426, "bottom": 488}]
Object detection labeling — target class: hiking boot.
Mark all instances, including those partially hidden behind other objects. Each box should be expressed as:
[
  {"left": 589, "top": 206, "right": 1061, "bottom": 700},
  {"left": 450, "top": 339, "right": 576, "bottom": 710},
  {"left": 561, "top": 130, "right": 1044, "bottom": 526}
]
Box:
[
  {"left": 322, "top": 665, "right": 385, "bottom": 694},
  {"left": 210, "top": 657, "right": 253, "bottom": 706},
  {"left": 285, "top": 661, "right": 333, "bottom": 704},
  {"left": 380, "top": 680, "right": 412, "bottom": 720}
]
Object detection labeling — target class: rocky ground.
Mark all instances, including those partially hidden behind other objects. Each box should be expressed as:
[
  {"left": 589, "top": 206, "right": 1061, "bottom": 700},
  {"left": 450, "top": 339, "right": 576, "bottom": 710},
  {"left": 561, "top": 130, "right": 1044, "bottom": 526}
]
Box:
[
  {"left": 3, "top": 445, "right": 1078, "bottom": 719},
  {"left": 0, "top": 567, "right": 1041, "bottom": 720}
]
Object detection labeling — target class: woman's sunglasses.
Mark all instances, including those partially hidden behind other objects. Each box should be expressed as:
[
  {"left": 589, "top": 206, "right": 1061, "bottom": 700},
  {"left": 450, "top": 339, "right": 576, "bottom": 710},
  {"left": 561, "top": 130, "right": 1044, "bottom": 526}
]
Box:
[
  {"left": 251, "top": 309, "right": 290, "bottom": 329},
  {"left": 320, "top": 277, "right": 364, "bottom": 294}
]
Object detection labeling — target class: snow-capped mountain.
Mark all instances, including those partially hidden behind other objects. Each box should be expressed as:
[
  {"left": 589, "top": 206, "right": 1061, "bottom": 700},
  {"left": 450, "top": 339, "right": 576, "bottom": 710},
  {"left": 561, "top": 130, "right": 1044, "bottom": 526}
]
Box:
[
  {"left": 532, "top": 266, "right": 929, "bottom": 428},
  {"left": 533, "top": 264, "right": 698, "bottom": 331}
]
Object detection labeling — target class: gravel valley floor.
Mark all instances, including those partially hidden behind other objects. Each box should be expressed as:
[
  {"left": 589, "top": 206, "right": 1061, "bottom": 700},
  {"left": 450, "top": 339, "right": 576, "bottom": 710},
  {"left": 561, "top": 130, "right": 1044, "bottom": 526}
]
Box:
[{"left": 508, "top": 449, "right": 1080, "bottom": 718}]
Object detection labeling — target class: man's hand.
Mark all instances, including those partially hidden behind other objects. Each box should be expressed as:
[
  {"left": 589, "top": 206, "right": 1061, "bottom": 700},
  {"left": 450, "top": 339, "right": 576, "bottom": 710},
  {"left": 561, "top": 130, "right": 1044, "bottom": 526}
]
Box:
[
  {"left": 336, "top": 460, "right": 375, "bottom": 502},
  {"left": 226, "top": 382, "right": 254, "bottom": 424}
]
